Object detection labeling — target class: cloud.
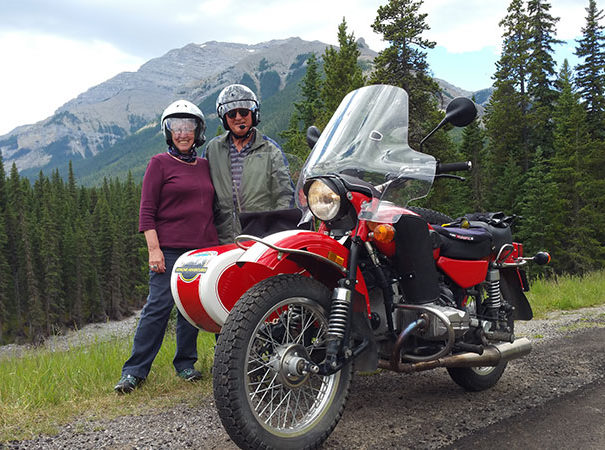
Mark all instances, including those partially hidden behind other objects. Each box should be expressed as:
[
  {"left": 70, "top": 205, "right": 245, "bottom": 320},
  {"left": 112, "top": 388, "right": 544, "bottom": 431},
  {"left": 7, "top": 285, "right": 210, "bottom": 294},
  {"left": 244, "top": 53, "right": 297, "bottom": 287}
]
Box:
[
  {"left": 0, "top": 0, "right": 592, "bottom": 136},
  {"left": 0, "top": 31, "right": 142, "bottom": 135}
]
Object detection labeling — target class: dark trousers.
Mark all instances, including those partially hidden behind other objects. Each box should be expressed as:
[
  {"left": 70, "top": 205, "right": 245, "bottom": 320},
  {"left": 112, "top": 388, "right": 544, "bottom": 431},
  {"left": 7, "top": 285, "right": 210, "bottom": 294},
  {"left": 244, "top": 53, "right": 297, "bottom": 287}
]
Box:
[{"left": 121, "top": 248, "right": 198, "bottom": 379}]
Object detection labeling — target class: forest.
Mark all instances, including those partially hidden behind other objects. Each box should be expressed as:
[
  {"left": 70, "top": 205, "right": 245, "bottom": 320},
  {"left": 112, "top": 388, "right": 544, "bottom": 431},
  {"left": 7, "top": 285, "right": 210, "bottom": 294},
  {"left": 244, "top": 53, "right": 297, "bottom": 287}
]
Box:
[{"left": 0, "top": 0, "right": 603, "bottom": 345}]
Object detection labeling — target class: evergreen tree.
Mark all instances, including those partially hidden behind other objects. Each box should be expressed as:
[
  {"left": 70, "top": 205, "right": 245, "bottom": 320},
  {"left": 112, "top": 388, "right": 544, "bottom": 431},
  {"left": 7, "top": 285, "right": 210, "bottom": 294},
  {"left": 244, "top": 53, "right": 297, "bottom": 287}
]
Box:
[
  {"left": 320, "top": 18, "right": 365, "bottom": 125},
  {"left": 574, "top": 0, "right": 605, "bottom": 137},
  {"left": 459, "top": 115, "right": 487, "bottom": 211},
  {"left": 490, "top": 0, "right": 531, "bottom": 172},
  {"left": 91, "top": 186, "right": 113, "bottom": 321},
  {"left": 15, "top": 174, "right": 44, "bottom": 342},
  {"left": 122, "top": 172, "right": 146, "bottom": 310},
  {"left": 0, "top": 155, "right": 8, "bottom": 342},
  {"left": 280, "top": 53, "right": 323, "bottom": 165},
  {"left": 526, "top": 0, "right": 563, "bottom": 155},
  {"left": 516, "top": 147, "right": 557, "bottom": 277},
  {"left": 298, "top": 53, "right": 324, "bottom": 131},
  {"left": 547, "top": 60, "right": 596, "bottom": 273},
  {"left": 35, "top": 172, "right": 63, "bottom": 335},
  {"left": 370, "top": 0, "right": 440, "bottom": 145},
  {"left": 0, "top": 213, "right": 8, "bottom": 343}
]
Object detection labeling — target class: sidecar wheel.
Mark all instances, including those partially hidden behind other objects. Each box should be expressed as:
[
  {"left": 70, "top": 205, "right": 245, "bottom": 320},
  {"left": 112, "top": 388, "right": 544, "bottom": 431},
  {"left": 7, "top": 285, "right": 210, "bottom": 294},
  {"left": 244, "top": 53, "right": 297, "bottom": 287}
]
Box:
[
  {"left": 213, "top": 274, "right": 353, "bottom": 450},
  {"left": 406, "top": 206, "right": 453, "bottom": 225},
  {"left": 447, "top": 362, "right": 508, "bottom": 392}
]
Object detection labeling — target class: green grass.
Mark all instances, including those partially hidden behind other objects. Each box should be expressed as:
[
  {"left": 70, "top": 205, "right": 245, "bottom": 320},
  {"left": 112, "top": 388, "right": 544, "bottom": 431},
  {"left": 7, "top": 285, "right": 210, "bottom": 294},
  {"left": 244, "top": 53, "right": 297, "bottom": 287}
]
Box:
[
  {"left": 0, "top": 332, "right": 216, "bottom": 442},
  {"left": 1, "top": 270, "right": 604, "bottom": 442},
  {"left": 527, "top": 270, "right": 605, "bottom": 318}
]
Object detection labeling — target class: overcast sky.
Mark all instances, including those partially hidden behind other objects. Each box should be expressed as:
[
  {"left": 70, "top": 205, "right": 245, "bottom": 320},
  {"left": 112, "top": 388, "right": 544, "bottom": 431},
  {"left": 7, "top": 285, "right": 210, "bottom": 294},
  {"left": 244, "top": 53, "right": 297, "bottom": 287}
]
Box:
[{"left": 0, "top": 0, "right": 589, "bottom": 136}]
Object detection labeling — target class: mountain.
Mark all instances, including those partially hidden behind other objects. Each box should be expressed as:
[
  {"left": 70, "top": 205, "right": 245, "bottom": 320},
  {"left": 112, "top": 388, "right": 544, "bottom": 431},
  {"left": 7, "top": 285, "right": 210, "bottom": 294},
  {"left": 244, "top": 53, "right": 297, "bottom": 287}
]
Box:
[{"left": 0, "top": 37, "right": 490, "bottom": 184}]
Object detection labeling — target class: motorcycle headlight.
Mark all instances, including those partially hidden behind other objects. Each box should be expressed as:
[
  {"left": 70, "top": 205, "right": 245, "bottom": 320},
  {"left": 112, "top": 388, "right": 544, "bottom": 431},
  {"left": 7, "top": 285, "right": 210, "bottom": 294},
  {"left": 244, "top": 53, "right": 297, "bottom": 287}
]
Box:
[{"left": 307, "top": 180, "right": 341, "bottom": 221}]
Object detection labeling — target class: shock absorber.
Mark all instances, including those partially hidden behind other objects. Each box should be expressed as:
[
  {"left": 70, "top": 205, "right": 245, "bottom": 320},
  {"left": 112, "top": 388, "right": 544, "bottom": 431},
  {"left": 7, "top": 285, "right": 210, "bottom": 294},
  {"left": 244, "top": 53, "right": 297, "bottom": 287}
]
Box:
[
  {"left": 484, "top": 268, "right": 502, "bottom": 320},
  {"left": 325, "top": 279, "right": 353, "bottom": 369},
  {"left": 327, "top": 281, "right": 352, "bottom": 341},
  {"left": 324, "top": 236, "right": 362, "bottom": 370}
]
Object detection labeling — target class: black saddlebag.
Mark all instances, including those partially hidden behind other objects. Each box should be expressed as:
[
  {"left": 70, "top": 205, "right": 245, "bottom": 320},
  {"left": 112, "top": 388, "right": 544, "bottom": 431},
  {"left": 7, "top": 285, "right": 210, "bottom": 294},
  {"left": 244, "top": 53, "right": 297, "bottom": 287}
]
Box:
[
  {"left": 465, "top": 212, "right": 514, "bottom": 254},
  {"left": 432, "top": 225, "right": 493, "bottom": 260}
]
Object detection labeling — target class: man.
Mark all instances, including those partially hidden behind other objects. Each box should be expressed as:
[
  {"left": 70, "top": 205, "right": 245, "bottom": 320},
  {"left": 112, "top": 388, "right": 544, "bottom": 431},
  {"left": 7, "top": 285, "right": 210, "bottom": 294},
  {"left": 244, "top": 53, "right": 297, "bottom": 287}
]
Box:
[{"left": 204, "top": 84, "right": 295, "bottom": 244}]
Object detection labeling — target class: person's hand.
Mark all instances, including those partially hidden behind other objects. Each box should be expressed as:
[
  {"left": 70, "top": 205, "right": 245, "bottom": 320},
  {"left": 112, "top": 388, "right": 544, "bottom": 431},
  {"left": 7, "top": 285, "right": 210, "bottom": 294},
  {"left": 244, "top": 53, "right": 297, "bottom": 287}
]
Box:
[{"left": 148, "top": 248, "right": 165, "bottom": 273}]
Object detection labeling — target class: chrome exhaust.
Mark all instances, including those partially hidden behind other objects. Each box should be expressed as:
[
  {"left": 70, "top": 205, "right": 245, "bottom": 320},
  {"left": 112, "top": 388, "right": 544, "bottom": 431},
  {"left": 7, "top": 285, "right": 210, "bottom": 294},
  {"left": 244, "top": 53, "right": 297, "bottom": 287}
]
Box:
[{"left": 378, "top": 338, "right": 532, "bottom": 373}]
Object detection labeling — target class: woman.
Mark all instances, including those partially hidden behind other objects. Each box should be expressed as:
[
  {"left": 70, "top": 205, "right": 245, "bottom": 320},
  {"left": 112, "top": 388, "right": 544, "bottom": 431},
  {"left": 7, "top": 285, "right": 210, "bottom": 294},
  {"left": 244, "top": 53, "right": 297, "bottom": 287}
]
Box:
[{"left": 114, "top": 100, "right": 218, "bottom": 394}]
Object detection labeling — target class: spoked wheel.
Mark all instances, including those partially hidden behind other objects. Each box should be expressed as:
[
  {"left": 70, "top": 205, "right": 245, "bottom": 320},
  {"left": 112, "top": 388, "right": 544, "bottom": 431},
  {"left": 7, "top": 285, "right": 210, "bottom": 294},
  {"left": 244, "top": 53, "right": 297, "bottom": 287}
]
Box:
[{"left": 213, "top": 274, "right": 353, "bottom": 450}]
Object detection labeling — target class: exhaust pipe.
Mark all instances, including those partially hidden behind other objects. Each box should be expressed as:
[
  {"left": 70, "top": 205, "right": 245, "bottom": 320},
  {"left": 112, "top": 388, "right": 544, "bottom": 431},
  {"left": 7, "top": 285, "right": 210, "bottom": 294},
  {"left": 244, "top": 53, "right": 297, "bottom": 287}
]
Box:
[{"left": 378, "top": 338, "right": 532, "bottom": 373}]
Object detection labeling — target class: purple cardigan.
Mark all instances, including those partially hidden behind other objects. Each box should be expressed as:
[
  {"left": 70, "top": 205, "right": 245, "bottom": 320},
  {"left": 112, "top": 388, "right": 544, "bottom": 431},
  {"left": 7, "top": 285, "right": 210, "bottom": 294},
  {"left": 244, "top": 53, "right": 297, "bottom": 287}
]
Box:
[{"left": 139, "top": 153, "right": 218, "bottom": 249}]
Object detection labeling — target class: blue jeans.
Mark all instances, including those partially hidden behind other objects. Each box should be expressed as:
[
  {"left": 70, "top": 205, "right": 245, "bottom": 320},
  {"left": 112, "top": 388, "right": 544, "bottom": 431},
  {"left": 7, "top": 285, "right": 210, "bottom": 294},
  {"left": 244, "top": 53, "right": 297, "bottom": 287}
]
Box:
[{"left": 121, "top": 248, "right": 198, "bottom": 379}]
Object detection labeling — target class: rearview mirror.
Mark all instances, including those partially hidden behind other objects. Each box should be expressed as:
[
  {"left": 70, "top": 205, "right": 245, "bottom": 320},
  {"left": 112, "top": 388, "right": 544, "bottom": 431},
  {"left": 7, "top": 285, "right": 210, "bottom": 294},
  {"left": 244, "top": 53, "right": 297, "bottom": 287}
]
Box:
[
  {"left": 306, "top": 126, "right": 321, "bottom": 149},
  {"left": 444, "top": 97, "right": 477, "bottom": 127},
  {"left": 420, "top": 97, "right": 477, "bottom": 151}
]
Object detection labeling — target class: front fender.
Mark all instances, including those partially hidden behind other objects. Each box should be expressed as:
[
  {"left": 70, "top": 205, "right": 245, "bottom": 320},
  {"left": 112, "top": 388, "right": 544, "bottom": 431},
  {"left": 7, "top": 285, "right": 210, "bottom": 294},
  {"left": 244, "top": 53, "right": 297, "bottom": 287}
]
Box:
[{"left": 237, "top": 230, "right": 370, "bottom": 312}]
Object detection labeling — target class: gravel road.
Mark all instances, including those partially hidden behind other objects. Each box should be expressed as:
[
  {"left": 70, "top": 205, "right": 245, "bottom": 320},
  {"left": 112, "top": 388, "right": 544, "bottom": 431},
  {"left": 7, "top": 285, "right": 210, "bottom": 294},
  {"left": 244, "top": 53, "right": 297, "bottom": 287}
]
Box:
[{"left": 3, "top": 305, "right": 605, "bottom": 449}]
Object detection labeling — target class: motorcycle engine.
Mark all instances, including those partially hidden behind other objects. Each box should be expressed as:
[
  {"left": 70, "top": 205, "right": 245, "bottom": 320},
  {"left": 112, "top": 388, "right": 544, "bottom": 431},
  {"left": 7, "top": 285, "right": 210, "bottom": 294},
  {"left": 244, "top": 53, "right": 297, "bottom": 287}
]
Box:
[{"left": 397, "top": 303, "right": 471, "bottom": 341}]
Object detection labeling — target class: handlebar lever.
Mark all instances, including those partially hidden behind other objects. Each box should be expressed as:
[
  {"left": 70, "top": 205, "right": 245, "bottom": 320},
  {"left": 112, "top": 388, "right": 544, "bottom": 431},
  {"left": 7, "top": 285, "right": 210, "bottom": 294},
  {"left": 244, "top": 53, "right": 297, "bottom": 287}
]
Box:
[{"left": 435, "top": 174, "right": 466, "bottom": 182}]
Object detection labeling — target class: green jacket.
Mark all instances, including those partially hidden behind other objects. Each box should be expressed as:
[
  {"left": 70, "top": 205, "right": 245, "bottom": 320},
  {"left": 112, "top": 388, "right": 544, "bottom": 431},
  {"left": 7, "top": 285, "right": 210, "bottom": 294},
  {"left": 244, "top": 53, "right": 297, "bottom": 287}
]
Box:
[{"left": 204, "top": 130, "right": 294, "bottom": 244}]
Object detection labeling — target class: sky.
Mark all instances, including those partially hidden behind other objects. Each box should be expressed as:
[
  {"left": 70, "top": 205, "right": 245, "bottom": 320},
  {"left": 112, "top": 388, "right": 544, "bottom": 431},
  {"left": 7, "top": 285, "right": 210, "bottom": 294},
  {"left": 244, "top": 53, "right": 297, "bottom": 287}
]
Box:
[{"left": 0, "top": 0, "right": 590, "bottom": 136}]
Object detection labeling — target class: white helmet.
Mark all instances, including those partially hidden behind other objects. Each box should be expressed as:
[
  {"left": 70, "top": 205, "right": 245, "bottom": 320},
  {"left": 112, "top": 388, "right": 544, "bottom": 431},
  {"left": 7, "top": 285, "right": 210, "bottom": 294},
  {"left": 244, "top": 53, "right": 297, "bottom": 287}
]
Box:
[
  {"left": 216, "top": 84, "right": 260, "bottom": 131},
  {"left": 161, "top": 100, "right": 206, "bottom": 147}
]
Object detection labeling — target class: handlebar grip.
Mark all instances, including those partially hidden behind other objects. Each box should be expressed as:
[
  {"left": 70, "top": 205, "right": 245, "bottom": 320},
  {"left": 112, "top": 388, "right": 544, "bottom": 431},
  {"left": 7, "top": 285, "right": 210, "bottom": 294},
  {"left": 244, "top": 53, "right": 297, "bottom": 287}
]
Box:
[{"left": 436, "top": 161, "right": 472, "bottom": 174}]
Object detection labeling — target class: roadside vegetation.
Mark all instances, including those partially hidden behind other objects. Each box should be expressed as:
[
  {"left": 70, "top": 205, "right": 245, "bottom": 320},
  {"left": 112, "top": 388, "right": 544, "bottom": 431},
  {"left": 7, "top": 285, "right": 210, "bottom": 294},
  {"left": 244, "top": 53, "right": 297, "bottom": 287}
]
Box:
[{"left": 1, "top": 270, "right": 604, "bottom": 442}]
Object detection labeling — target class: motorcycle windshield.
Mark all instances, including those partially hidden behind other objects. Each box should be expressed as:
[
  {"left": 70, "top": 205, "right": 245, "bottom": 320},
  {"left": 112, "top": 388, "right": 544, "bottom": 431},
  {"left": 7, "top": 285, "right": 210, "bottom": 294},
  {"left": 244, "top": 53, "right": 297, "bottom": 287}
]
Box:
[{"left": 296, "top": 84, "right": 436, "bottom": 222}]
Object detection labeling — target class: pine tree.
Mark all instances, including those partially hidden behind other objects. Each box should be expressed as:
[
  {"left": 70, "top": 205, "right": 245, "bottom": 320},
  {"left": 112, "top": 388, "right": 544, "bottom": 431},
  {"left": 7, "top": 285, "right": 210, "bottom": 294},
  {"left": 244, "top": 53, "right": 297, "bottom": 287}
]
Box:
[
  {"left": 516, "top": 146, "right": 557, "bottom": 277},
  {"left": 490, "top": 0, "right": 531, "bottom": 172},
  {"left": 298, "top": 53, "right": 323, "bottom": 131},
  {"left": 15, "top": 174, "right": 44, "bottom": 342},
  {"left": 0, "top": 155, "right": 8, "bottom": 342},
  {"left": 320, "top": 18, "right": 365, "bottom": 125},
  {"left": 34, "top": 172, "right": 63, "bottom": 335},
  {"left": 122, "top": 172, "right": 146, "bottom": 311},
  {"left": 574, "top": 0, "right": 605, "bottom": 137},
  {"left": 526, "top": 0, "right": 563, "bottom": 156},
  {"left": 459, "top": 115, "right": 487, "bottom": 211},
  {"left": 547, "top": 60, "right": 597, "bottom": 273},
  {"left": 370, "top": 0, "right": 440, "bottom": 145},
  {"left": 280, "top": 53, "right": 323, "bottom": 165}
]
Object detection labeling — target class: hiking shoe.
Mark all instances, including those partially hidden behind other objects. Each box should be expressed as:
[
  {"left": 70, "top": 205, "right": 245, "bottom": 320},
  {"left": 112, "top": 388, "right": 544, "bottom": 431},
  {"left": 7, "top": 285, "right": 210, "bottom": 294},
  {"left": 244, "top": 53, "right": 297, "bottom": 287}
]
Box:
[
  {"left": 114, "top": 374, "right": 143, "bottom": 394},
  {"left": 177, "top": 368, "right": 203, "bottom": 381}
]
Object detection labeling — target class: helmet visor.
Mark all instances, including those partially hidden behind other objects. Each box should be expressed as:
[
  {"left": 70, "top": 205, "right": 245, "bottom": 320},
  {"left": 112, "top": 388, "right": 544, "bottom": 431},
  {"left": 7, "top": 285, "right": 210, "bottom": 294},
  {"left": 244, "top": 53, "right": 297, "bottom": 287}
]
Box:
[{"left": 166, "top": 117, "right": 197, "bottom": 135}]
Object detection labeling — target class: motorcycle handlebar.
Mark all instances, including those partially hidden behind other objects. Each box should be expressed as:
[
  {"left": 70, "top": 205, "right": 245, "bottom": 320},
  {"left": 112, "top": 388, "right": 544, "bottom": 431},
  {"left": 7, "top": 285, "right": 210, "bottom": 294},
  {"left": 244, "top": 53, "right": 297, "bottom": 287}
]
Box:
[{"left": 436, "top": 161, "right": 472, "bottom": 174}]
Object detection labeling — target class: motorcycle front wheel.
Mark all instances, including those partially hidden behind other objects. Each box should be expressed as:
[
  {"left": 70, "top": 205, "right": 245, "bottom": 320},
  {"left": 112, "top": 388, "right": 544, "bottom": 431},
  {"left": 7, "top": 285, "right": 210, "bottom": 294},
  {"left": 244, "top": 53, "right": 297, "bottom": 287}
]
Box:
[{"left": 212, "top": 274, "right": 353, "bottom": 450}]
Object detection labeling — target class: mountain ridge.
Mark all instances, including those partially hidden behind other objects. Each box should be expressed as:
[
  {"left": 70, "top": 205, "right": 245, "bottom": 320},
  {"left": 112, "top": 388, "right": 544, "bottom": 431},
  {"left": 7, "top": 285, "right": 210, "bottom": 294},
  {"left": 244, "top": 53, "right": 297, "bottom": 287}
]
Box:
[{"left": 0, "top": 37, "right": 491, "bottom": 182}]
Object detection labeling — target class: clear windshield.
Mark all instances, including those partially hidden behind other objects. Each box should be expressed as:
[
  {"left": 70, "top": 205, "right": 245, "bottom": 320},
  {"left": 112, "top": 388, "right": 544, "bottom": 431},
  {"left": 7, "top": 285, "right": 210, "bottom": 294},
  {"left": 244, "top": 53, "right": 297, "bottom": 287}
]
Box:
[{"left": 296, "top": 85, "right": 436, "bottom": 222}]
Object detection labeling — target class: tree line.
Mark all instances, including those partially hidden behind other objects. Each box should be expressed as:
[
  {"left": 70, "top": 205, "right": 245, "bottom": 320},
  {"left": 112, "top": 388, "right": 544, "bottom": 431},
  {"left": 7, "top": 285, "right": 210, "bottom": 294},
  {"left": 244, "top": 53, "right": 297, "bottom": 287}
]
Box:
[
  {"left": 0, "top": 0, "right": 603, "bottom": 345},
  {"left": 0, "top": 161, "right": 147, "bottom": 344},
  {"left": 282, "top": 0, "right": 605, "bottom": 276}
]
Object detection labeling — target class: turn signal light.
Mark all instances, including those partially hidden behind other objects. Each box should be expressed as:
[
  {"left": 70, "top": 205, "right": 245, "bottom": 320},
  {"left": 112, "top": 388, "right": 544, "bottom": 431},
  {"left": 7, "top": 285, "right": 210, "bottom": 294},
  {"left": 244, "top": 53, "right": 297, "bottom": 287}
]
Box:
[
  {"left": 533, "top": 252, "right": 551, "bottom": 265},
  {"left": 372, "top": 223, "right": 395, "bottom": 243}
]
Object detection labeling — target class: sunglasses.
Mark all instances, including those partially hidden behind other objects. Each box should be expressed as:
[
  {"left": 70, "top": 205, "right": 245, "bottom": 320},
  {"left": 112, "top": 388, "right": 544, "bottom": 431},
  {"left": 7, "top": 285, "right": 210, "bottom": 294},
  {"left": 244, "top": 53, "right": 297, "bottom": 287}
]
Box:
[{"left": 226, "top": 108, "right": 250, "bottom": 119}]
